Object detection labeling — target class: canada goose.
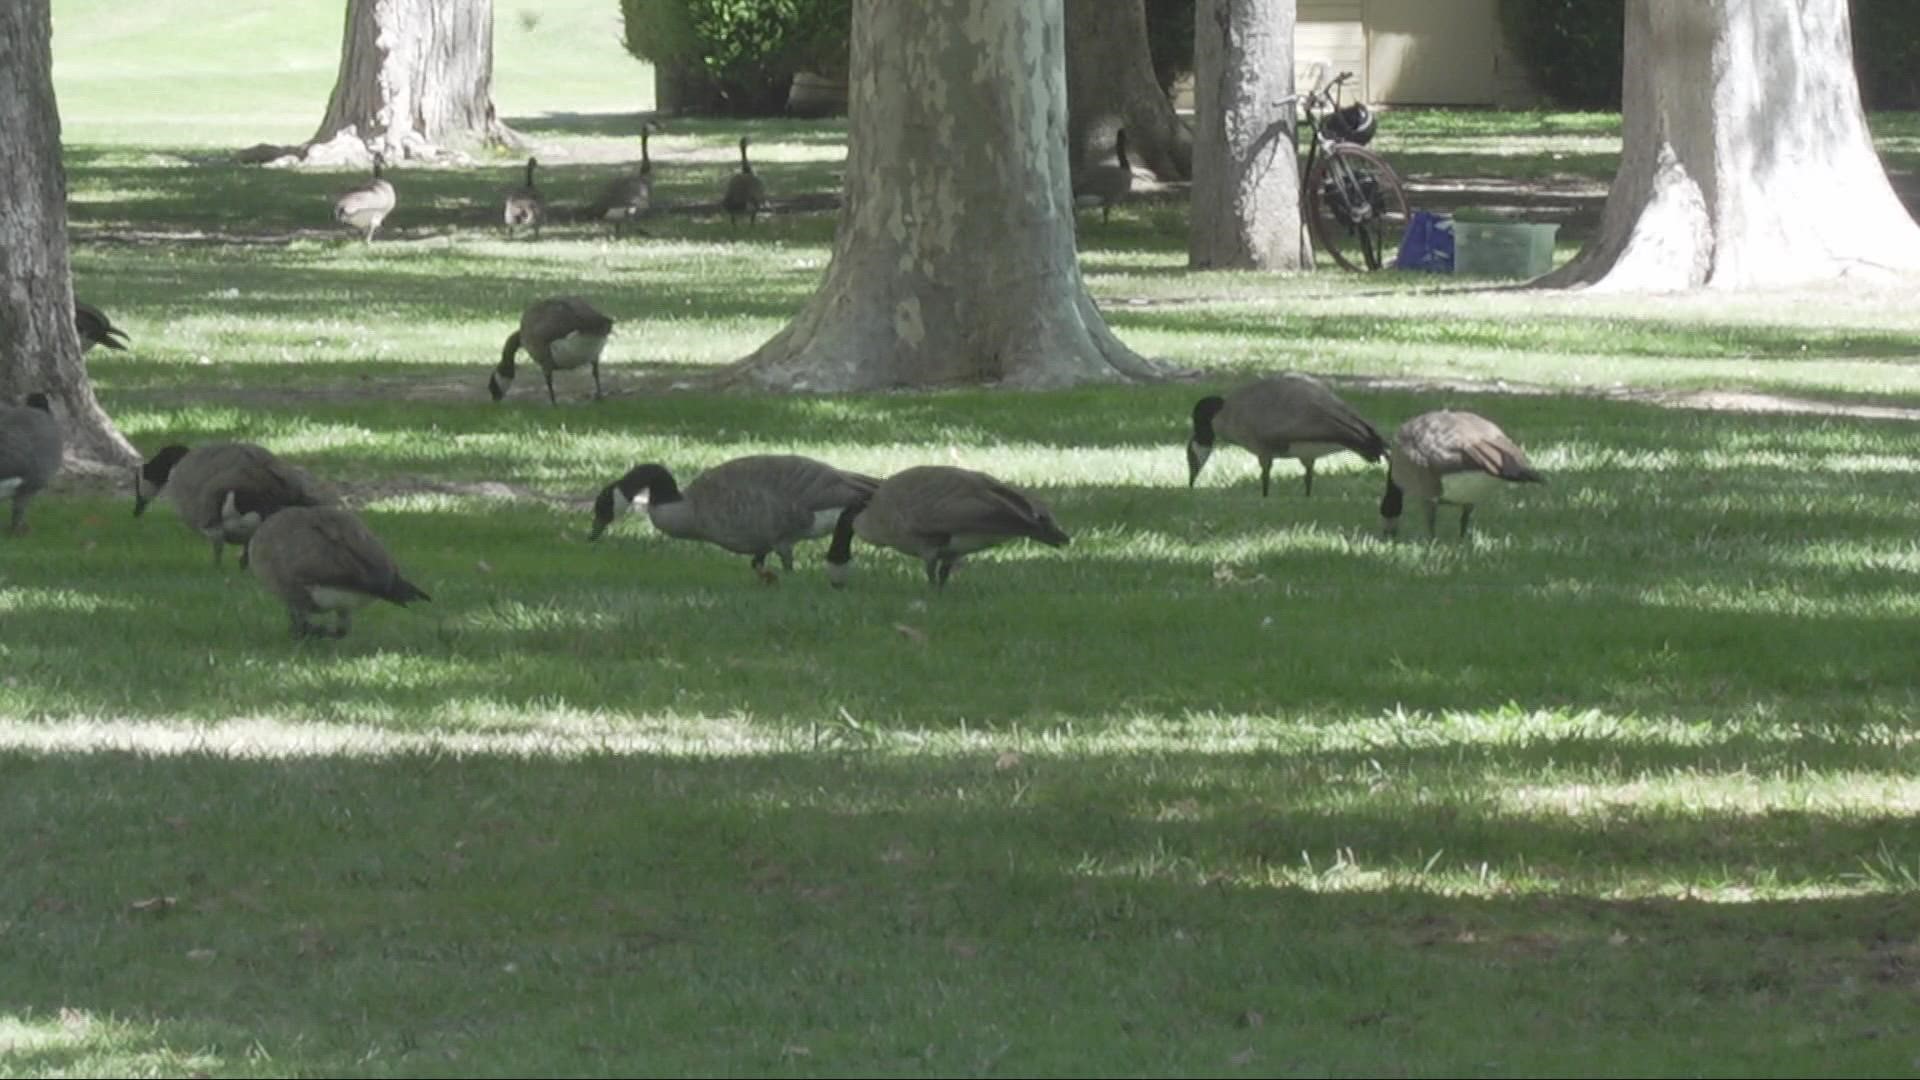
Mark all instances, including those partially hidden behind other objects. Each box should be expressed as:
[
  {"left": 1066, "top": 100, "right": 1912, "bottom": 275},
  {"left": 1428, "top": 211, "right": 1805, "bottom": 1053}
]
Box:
[
  {"left": 721, "top": 136, "right": 768, "bottom": 226},
  {"left": 590, "top": 454, "right": 880, "bottom": 583},
  {"left": 824, "top": 465, "right": 1071, "bottom": 590},
  {"left": 1187, "top": 373, "right": 1388, "bottom": 497},
  {"left": 1380, "top": 410, "right": 1545, "bottom": 539},
  {"left": 135, "top": 442, "right": 332, "bottom": 566},
  {"left": 246, "top": 506, "right": 430, "bottom": 639},
  {"left": 503, "top": 156, "right": 545, "bottom": 238},
  {"left": 583, "top": 120, "right": 662, "bottom": 236},
  {"left": 0, "top": 393, "right": 61, "bottom": 536},
  {"left": 489, "top": 296, "right": 615, "bottom": 404},
  {"left": 333, "top": 154, "right": 396, "bottom": 243},
  {"left": 1073, "top": 128, "right": 1134, "bottom": 223},
  {"left": 74, "top": 300, "right": 130, "bottom": 353}
]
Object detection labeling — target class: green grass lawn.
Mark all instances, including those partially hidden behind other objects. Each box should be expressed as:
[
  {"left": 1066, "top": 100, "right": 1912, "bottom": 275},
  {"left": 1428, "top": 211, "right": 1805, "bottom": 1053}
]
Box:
[{"left": 9, "top": 2, "right": 1920, "bottom": 1076}]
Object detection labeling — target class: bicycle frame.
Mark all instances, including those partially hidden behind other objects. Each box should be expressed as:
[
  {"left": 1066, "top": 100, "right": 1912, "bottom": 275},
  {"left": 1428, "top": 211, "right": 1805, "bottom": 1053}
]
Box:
[{"left": 1287, "top": 71, "right": 1400, "bottom": 271}]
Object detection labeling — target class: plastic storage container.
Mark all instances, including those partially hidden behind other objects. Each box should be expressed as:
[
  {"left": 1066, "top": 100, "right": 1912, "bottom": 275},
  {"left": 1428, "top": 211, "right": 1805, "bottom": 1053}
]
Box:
[{"left": 1454, "top": 221, "right": 1559, "bottom": 278}]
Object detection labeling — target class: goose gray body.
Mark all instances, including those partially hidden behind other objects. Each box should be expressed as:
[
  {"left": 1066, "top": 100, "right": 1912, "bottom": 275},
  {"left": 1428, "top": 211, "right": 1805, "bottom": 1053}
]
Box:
[
  {"left": 135, "top": 441, "right": 333, "bottom": 565},
  {"left": 591, "top": 454, "right": 880, "bottom": 582},
  {"left": 1187, "top": 373, "right": 1388, "bottom": 497},
  {"left": 721, "top": 136, "right": 768, "bottom": 225},
  {"left": 1381, "top": 410, "right": 1544, "bottom": 538},
  {"left": 0, "top": 394, "right": 62, "bottom": 536},
  {"left": 247, "top": 506, "right": 430, "bottom": 638},
  {"left": 75, "top": 300, "right": 130, "bottom": 353},
  {"left": 503, "top": 156, "right": 545, "bottom": 237},
  {"left": 584, "top": 122, "right": 659, "bottom": 235},
  {"left": 489, "top": 296, "right": 616, "bottom": 404},
  {"left": 1073, "top": 129, "right": 1133, "bottom": 223},
  {"left": 825, "top": 465, "right": 1071, "bottom": 589},
  {"left": 333, "top": 157, "right": 396, "bottom": 243}
]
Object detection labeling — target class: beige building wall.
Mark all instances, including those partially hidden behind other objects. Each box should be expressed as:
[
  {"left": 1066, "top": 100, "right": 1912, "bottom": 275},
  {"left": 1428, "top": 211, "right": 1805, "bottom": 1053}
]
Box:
[{"left": 1169, "top": 0, "right": 1543, "bottom": 109}]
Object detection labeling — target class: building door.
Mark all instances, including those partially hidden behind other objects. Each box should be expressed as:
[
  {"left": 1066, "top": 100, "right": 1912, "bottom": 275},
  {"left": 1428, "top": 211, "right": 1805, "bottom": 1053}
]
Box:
[{"left": 1366, "top": 0, "right": 1498, "bottom": 105}]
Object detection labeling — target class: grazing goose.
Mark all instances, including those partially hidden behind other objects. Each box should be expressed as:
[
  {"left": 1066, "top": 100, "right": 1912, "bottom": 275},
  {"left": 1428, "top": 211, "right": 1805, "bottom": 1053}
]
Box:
[
  {"left": 1381, "top": 410, "right": 1545, "bottom": 539},
  {"left": 0, "top": 393, "right": 62, "bottom": 537},
  {"left": 721, "top": 136, "right": 768, "bottom": 226},
  {"left": 590, "top": 454, "right": 880, "bottom": 583},
  {"left": 1187, "top": 373, "right": 1387, "bottom": 497},
  {"left": 503, "top": 156, "right": 545, "bottom": 237},
  {"left": 333, "top": 154, "right": 397, "bottom": 243},
  {"left": 247, "top": 506, "right": 430, "bottom": 639},
  {"left": 1073, "top": 128, "right": 1134, "bottom": 224},
  {"left": 824, "top": 465, "right": 1071, "bottom": 590},
  {"left": 74, "top": 300, "right": 130, "bottom": 354},
  {"left": 488, "top": 296, "right": 615, "bottom": 404},
  {"left": 135, "top": 442, "right": 332, "bottom": 566},
  {"left": 583, "top": 120, "right": 662, "bottom": 236}
]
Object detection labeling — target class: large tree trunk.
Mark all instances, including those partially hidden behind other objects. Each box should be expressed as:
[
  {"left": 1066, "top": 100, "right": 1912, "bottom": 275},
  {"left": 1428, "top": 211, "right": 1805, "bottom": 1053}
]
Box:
[
  {"left": 733, "top": 0, "right": 1157, "bottom": 391},
  {"left": 281, "top": 0, "right": 516, "bottom": 165},
  {"left": 1544, "top": 0, "right": 1920, "bottom": 291},
  {"left": 1189, "top": 0, "right": 1302, "bottom": 269},
  {"left": 1066, "top": 0, "right": 1192, "bottom": 180},
  {"left": 0, "top": 0, "right": 137, "bottom": 468}
]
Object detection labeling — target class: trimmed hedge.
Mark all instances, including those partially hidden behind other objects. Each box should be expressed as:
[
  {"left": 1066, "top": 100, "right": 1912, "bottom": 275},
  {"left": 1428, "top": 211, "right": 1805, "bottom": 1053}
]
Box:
[
  {"left": 1495, "top": 0, "right": 1622, "bottom": 110},
  {"left": 1499, "top": 0, "right": 1920, "bottom": 111},
  {"left": 1853, "top": 0, "right": 1920, "bottom": 110},
  {"left": 621, "top": 0, "right": 850, "bottom": 116},
  {"left": 1145, "top": 0, "right": 1196, "bottom": 96}
]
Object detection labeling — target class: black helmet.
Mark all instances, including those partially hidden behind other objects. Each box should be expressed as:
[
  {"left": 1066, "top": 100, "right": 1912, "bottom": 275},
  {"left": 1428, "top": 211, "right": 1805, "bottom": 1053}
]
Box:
[{"left": 1321, "top": 103, "right": 1376, "bottom": 146}]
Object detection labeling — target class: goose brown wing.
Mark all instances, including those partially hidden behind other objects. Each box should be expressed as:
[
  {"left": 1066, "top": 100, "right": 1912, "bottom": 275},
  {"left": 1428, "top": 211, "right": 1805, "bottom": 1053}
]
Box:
[
  {"left": 905, "top": 469, "right": 1066, "bottom": 546},
  {"left": 1233, "top": 376, "right": 1386, "bottom": 459},
  {"left": 297, "top": 512, "right": 406, "bottom": 595}
]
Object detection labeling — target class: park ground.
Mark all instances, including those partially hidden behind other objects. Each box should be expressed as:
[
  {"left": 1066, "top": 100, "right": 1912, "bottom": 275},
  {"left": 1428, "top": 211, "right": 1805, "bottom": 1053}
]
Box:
[{"left": 5, "top": 1, "right": 1920, "bottom": 1075}]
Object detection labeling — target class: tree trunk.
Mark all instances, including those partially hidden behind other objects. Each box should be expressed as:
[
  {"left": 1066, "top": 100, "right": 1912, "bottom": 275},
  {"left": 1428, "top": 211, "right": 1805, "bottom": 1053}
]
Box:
[
  {"left": 1543, "top": 0, "right": 1920, "bottom": 291},
  {"left": 1066, "top": 0, "right": 1192, "bottom": 180},
  {"left": 732, "top": 0, "right": 1158, "bottom": 391},
  {"left": 286, "top": 0, "right": 516, "bottom": 165},
  {"left": 1189, "top": 0, "right": 1302, "bottom": 270},
  {"left": 0, "top": 0, "right": 138, "bottom": 468}
]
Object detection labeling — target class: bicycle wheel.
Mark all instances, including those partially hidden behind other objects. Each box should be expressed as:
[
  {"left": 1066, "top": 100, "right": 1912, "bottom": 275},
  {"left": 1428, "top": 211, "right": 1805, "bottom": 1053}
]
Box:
[{"left": 1303, "top": 144, "right": 1409, "bottom": 272}]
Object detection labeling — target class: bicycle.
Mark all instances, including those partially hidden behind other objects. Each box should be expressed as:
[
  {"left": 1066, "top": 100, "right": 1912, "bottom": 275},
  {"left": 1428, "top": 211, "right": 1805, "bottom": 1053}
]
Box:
[{"left": 1288, "top": 71, "right": 1410, "bottom": 272}]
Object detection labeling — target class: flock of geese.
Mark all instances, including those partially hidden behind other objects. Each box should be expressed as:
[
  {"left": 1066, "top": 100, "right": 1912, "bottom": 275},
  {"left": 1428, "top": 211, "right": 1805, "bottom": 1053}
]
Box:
[
  {"left": 2, "top": 127, "right": 1544, "bottom": 640},
  {"left": 3, "top": 359, "right": 1541, "bottom": 638},
  {"left": 331, "top": 123, "right": 772, "bottom": 243}
]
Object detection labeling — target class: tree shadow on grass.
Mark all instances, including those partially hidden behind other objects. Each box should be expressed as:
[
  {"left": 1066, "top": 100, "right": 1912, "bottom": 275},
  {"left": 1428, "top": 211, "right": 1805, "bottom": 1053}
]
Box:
[{"left": 1, "top": 742, "right": 1916, "bottom": 1074}]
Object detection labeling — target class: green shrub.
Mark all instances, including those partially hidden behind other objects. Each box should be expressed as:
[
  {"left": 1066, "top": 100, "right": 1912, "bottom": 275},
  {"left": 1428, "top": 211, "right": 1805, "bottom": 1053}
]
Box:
[
  {"left": 621, "top": 0, "right": 851, "bottom": 116},
  {"left": 1145, "top": 0, "right": 1195, "bottom": 96},
  {"left": 1499, "top": 0, "right": 1918, "bottom": 111},
  {"left": 1496, "top": 0, "right": 1623, "bottom": 111},
  {"left": 1852, "top": 0, "right": 1920, "bottom": 109}
]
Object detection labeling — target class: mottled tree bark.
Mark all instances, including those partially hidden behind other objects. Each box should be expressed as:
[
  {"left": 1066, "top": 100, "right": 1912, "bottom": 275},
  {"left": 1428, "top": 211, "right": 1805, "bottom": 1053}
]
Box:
[
  {"left": 733, "top": 0, "right": 1157, "bottom": 391},
  {"left": 1189, "top": 0, "right": 1302, "bottom": 269},
  {"left": 282, "top": 0, "right": 516, "bottom": 165},
  {"left": 0, "top": 0, "right": 137, "bottom": 467},
  {"left": 1066, "top": 0, "right": 1191, "bottom": 180},
  {"left": 1544, "top": 0, "right": 1920, "bottom": 291}
]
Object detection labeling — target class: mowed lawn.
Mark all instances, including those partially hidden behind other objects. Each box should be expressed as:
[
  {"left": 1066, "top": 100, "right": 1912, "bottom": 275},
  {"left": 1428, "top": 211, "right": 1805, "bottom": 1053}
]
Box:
[{"left": 6, "top": 2, "right": 1920, "bottom": 1076}]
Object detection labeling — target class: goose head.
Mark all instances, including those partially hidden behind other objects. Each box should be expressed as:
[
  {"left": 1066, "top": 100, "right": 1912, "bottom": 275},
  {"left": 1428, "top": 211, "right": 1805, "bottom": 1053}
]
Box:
[{"left": 133, "top": 444, "right": 192, "bottom": 516}]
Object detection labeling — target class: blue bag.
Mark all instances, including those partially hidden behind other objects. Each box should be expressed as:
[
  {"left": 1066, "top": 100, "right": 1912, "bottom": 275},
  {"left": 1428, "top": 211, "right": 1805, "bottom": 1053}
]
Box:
[{"left": 1394, "top": 209, "right": 1454, "bottom": 272}]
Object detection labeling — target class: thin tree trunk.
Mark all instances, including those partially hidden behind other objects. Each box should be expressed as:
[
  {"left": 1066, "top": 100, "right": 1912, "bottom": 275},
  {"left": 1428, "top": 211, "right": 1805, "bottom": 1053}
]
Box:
[
  {"left": 733, "top": 0, "right": 1158, "bottom": 391},
  {"left": 0, "top": 0, "right": 137, "bottom": 468},
  {"left": 1189, "top": 0, "right": 1302, "bottom": 269},
  {"left": 1544, "top": 0, "right": 1920, "bottom": 291},
  {"left": 274, "top": 0, "right": 516, "bottom": 165},
  {"left": 1066, "top": 0, "right": 1192, "bottom": 180}
]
